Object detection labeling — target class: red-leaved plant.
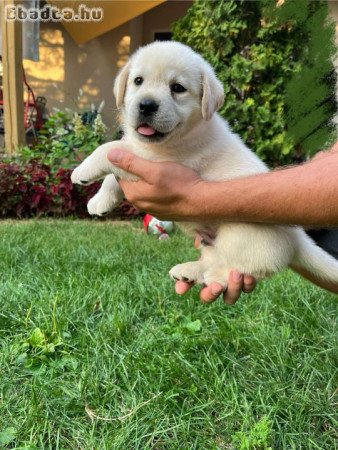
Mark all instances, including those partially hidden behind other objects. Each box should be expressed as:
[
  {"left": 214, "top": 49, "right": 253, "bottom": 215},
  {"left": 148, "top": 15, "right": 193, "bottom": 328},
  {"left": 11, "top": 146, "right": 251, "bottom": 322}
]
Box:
[{"left": 0, "top": 161, "right": 140, "bottom": 219}]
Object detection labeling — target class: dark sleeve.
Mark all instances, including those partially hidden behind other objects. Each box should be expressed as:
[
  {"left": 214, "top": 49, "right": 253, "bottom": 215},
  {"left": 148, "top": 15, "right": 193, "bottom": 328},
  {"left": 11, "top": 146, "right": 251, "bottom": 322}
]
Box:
[{"left": 306, "top": 229, "right": 338, "bottom": 260}]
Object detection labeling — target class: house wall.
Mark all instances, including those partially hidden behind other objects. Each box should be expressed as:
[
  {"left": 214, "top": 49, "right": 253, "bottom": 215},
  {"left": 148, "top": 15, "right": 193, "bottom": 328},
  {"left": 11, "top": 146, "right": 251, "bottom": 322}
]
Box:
[
  {"left": 142, "top": 1, "right": 192, "bottom": 44},
  {"left": 23, "top": 1, "right": 192, "bottom": 132},
  {"left": 24, "top": 20, "right": 129, "bottom": 131}
]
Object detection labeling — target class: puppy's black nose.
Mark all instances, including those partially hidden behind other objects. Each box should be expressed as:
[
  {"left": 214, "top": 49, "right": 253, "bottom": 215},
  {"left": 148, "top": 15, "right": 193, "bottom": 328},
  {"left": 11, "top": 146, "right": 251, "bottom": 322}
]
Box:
[{"left": 139, "top": 99, "right": 159, "bottom": 117}]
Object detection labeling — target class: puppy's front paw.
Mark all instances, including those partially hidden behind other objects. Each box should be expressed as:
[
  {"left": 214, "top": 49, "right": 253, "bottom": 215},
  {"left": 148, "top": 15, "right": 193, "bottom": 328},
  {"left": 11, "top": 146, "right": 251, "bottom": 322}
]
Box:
[
  {"left": 71, "top": 166, "right": 93, "bottom": 186},
  {"left": 87, "top": 191, "right": 119, "bottom": 216},
  {"left": 169, "top": 261, "right": 205, "bottom": 284}
]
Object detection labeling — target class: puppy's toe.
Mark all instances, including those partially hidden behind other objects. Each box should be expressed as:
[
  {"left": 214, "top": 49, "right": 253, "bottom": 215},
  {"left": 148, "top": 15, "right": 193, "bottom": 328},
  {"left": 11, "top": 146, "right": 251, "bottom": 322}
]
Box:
[
  {"left": 71, "top": 167, "right": 90, "bottom": 185},
  {"left": 71, "top": 164, "right": 102, "bottom": 186}
]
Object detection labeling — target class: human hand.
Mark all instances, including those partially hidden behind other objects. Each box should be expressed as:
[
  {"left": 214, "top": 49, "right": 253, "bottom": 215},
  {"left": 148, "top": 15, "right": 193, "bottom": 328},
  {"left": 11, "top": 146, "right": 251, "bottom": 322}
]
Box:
[
  {"left": 107, "top": 148, "right": 205, "bottom": 221},
  {"left": 175, "top": 270, "right": 257, "bottom": 305}
]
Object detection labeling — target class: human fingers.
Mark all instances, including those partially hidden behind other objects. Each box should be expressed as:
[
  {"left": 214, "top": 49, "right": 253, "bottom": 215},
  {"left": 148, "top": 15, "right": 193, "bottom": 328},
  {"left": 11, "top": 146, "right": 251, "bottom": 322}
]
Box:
[
  {"left": 242, "top": 274, "right": 256, "bottom": 293},
  {"left": 175, "top": 280, "right": 194, "bottom": 295},
  {"left": 223, "top": 270, "right": 244, "bottom": 305},
  {"left": 108, "top": 148, "right": 159, "bottom": 181},
  {"left": 199, "top": 282, "right": 225, "bottom": 303}
]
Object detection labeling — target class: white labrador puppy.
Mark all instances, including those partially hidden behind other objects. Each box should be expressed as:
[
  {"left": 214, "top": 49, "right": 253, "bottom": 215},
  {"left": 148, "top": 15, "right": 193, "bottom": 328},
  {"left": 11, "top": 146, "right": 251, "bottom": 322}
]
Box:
[{"left": 71, "top": 41, "right": 338, "bottom": 287}]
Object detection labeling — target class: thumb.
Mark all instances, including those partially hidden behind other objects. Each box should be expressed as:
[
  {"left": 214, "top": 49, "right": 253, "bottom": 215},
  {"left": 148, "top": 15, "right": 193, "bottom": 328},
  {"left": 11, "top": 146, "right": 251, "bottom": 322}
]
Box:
[{"left": 107, "top": 148, "right": 153, "bottom": 179}]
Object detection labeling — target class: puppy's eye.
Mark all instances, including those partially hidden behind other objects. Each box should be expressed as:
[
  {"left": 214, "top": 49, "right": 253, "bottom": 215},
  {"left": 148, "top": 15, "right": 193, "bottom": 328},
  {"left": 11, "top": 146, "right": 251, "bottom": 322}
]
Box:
[
  {"left": 171, "top": 83, "right": 186, "bottom": 93},
  {"left": 134, "top": 77, "right": 143, "bottom": 86}
]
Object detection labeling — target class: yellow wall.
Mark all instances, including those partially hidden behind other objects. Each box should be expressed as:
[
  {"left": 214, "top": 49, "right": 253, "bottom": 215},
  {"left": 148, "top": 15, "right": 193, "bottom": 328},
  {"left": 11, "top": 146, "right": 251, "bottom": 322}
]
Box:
[
  {"left": 24, "top": 20, "right": 130, "bottom": 130},
  {"left": 23, "top": 1, "right": 191, "bottom": 131}
]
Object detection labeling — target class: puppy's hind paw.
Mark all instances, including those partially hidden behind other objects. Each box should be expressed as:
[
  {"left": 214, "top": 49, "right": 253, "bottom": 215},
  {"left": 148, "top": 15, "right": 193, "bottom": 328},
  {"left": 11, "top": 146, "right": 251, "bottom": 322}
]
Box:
[
  {"left": 169, "top": 261, "right": 205, "bottom": 284},
  {"left": 203, "top": 267, "right": 229, "bottom": 289}
]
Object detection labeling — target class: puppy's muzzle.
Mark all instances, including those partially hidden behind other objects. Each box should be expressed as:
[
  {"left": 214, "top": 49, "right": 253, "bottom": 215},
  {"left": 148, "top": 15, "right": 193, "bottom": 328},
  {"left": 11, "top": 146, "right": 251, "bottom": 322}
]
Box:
[{"left": 139, "top": 98, "right": 159, "bottom": 118}]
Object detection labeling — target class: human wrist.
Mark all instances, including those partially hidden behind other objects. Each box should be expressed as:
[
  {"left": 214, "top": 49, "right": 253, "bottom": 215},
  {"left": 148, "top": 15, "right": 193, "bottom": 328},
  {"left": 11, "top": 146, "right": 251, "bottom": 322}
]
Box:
[
  {"left": 182, "top": 180, "right": 217, "bottom": 221},
  {"left": 184, "top": 177, "right": 258, "bottom": 222}
]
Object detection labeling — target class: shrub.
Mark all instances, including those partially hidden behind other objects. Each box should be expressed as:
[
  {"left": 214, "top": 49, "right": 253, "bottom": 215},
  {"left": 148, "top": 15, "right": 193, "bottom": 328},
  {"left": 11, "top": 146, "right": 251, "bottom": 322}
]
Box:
[
  {"left": 172, "top": 0, "right": 336, "bottom": 165},
  {"left": 0, "top": 109, "right": 135, "bottom": 219},
  {"left": 0, "top": 161, "right": 139, "bottom": 219},
  {"left": 17, "top": 109, "right": 109, "bottom": 171}
]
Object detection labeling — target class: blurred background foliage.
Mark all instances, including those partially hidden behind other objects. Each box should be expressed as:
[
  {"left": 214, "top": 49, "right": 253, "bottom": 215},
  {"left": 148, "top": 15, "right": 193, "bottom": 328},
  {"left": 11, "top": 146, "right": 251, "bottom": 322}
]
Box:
[{"left": 172, "top": 0, "right": 337, "bottom": 166}]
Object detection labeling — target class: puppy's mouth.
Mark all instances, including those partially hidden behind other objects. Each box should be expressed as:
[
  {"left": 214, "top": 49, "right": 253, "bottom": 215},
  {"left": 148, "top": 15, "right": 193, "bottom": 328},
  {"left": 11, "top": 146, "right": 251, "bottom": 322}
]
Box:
[{"left": 137, "top": 124, "right": 167, "bottom": 140}]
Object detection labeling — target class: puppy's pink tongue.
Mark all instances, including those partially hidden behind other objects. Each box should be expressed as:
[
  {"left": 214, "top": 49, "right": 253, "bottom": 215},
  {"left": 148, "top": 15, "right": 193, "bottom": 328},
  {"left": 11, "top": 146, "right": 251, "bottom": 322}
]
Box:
[{"left": 138, "top": 125, "right": 156, "bottom": 136}]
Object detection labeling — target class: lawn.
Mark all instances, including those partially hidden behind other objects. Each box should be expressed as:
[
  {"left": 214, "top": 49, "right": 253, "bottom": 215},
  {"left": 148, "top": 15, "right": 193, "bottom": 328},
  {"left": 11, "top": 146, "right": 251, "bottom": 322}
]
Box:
[{"left": 0, "top": 220, "right": 336, "bottom": 450}]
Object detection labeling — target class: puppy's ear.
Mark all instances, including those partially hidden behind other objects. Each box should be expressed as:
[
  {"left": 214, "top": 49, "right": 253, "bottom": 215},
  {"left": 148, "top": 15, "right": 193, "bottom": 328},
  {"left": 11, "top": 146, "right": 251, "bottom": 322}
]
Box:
[
  {"left": 113, "top": 61, "right": 131, "bottom": 108},
  {"left": 201, "top": 68, "right": 224, "bottom": 121}
]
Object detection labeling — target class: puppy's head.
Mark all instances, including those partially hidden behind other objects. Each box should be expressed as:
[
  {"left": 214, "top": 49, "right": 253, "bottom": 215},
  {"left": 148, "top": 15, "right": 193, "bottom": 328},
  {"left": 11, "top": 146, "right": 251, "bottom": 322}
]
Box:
[{"left": 114, "top": 41, "right": 224, "bottom": 144}]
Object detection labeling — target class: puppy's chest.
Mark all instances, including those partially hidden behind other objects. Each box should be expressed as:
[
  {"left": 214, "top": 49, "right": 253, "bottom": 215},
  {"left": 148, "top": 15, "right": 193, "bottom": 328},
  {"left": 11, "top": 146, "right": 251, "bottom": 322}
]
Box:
[{"left": 125, "top": 138, "right": 207, "bottom": 166}]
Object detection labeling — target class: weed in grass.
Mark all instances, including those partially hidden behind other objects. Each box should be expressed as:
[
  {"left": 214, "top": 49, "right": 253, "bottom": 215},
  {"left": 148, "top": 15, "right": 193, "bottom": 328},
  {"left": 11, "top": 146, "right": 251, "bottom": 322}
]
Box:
[{"left": 231, "top": 416, "right": 272, "bottom": 450}]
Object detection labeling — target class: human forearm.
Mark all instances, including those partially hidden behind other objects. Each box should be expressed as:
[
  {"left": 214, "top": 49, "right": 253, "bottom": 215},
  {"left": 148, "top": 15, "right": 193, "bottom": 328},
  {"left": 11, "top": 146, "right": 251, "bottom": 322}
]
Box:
[{"left": 190, "top": 153, "right": 338, "bottom": 226}]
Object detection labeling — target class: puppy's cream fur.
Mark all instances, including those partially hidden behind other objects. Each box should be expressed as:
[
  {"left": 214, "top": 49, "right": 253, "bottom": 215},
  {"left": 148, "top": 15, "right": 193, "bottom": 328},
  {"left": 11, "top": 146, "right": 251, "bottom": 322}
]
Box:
[{"left": 72, "top": 42, "right": 338, "bottom": 287}]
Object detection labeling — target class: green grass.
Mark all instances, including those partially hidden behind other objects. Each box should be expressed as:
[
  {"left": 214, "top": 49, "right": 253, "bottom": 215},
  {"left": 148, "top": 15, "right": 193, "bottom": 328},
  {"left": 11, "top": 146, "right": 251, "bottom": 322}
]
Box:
[{"left": 0, "top": 220, "right": 336, "bottom": 450}]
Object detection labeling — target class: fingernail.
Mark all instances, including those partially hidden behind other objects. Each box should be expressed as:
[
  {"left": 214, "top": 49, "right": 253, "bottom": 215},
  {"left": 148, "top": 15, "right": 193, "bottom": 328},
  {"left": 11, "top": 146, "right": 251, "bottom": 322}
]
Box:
[
  {"left": 232, "top": 271, "right": 243, "bottom": 282},
  {"left": 108, "top": 149, "right": 124, "bottom": 163},
  {"left": 211, "top": 284, "right": 224, "bottom": 296}
]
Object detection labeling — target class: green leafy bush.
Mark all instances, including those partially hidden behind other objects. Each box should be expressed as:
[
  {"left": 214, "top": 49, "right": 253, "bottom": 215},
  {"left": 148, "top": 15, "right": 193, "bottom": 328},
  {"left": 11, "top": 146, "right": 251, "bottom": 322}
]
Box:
[
  {"left": 18, "top": 109, "right": 109, "bottom": 170},
  {"left": 172, "top": 0, "right": 336, "bottom": 165}
]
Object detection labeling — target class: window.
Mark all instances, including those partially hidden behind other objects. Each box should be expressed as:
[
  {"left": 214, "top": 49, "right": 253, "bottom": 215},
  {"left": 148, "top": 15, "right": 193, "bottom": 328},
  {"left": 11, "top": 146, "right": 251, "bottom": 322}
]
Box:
[{"left": 154, "top": 32, "right": 172, "bottom": 42}]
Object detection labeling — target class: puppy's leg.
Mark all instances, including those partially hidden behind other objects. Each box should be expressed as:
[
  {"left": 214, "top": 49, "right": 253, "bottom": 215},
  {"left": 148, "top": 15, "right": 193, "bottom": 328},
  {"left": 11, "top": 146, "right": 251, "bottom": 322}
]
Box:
[
  {"left": 71, "top": 142, "right": 117, "bottom": 185},
  {"left": 87, "top": 174, "right": 123, "bottom": 216},
  {"left": 71, "top": 141, "right": 138, "bottom": 185},
  {"left": 202, "top": 223, "right": 295, "bottom": 287}
]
